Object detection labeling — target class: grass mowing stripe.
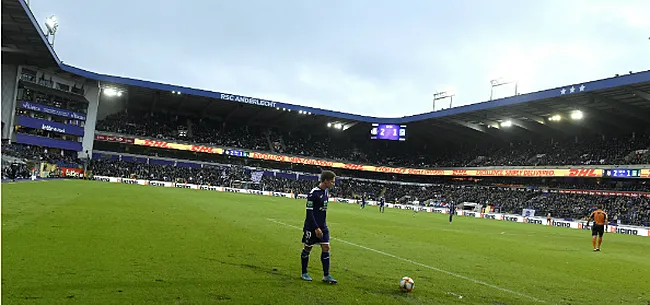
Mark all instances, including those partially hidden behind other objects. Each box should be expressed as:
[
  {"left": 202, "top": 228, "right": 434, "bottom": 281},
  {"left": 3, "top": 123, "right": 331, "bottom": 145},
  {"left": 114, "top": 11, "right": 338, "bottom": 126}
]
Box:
[{"left": 268, "top": 218, "right": 547, "bottom": 304}]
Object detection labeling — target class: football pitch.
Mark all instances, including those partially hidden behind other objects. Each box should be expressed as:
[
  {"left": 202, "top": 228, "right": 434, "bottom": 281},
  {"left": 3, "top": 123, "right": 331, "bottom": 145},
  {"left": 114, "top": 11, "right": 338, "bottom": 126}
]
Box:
[{"left": 2, "top": 180, "right": 649, "bottom": 305}]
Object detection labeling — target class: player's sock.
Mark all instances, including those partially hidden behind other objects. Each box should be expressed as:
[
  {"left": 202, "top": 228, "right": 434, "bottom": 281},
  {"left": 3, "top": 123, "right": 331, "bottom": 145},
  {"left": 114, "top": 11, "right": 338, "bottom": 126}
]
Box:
[
  {"left": 592, "top": 237, "right": 596, "bottom": 249},
  {"left": 301, "top": 249, "right": 310, "bottom": 274},
  {"left": 597, "top": 238, "right": 602, "bottom": 249},
  {"left": 321, "top": 252, "right": 330, "bottom": 276}
]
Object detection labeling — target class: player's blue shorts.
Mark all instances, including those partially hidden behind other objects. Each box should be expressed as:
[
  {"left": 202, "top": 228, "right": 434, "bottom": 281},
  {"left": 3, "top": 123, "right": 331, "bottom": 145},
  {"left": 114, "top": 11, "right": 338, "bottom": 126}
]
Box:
[{"left": 302, "top": 229, "right": 330, "bottom": 246}]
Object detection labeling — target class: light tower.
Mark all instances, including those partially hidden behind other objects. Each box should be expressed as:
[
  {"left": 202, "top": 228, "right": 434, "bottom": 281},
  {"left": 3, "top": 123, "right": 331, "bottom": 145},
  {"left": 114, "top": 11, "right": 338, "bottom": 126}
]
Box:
[
  {"left": 432, "top": 90, "right": 456, "bottom": 111},
  {"left": 489, "top": 77, "right": 518, "bottom": 100},
  {"left": 44, "top": 15, "right": 59, "bottom": 47}
]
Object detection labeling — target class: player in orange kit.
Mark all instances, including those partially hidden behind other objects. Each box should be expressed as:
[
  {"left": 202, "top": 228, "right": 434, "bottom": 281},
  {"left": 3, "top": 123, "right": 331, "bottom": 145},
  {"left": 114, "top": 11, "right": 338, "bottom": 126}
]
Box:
[{"left": 586, "top": 205, "right": 608, "bottom": 252}]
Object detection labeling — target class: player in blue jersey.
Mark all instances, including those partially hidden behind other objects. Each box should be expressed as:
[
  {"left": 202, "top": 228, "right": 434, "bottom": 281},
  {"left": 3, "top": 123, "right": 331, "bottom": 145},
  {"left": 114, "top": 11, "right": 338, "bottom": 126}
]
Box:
[
  {"left": 379, "top": 197, "right": 385, "bottom": 213},
  {"left": 449, "top": 203, "right": 456, "bottom": 223},
  {"left": 360, "top": 193, "right": 367, "bottom": 209},
  {"left": 301, "top": 170, "right": 337, "bottom": 284}
]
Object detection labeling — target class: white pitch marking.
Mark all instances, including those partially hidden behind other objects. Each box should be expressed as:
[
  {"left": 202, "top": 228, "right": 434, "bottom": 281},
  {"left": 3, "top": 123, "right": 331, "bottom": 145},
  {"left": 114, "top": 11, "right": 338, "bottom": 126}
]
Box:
[{"left": 268, "top": 218, "right": 546, "bottom": 303}]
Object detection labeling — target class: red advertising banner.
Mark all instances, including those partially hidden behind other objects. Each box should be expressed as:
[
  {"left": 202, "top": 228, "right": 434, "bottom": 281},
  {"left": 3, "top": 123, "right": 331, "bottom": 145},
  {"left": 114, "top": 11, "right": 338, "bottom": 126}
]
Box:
[
  {"left": 60, "top": 167, "right": 84, "bottom": 178},
  {"left": 133, "top": 139, "right": 224, "bottom": 155},
  {"left": 94, "top": 134, "right": 135, "bottom": 144}
]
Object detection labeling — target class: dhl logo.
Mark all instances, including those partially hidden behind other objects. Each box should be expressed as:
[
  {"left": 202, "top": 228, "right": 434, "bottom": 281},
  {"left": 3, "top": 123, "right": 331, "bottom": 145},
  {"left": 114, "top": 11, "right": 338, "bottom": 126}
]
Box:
[
  {"left": 190, "top": 146, "right": 218, "bottom": 153},
  {"left": 142, "top": 139, "right": 172, "bottom": 148},
  {"left": 568, "top": 169, "right": 601, "bottom": 177}
]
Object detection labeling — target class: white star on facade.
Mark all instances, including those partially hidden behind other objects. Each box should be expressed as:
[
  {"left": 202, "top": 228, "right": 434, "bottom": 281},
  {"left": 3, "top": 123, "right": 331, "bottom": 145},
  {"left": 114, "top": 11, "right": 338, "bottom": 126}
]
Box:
[
  {"left": 560, "top": 88, "right": 566, "bottom": 94},
  {"left": 570, "top": 86, "right": 575, "bottom": 93},
  {"left": 579, "top": 85, "right": 585, "bottom": 92}
]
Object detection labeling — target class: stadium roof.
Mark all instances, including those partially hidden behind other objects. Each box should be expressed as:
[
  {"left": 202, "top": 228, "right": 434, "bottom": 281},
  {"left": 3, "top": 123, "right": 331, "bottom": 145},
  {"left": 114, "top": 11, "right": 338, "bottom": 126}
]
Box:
[{"left": 3, "top": 0, "right": 650, "bottom": 140}]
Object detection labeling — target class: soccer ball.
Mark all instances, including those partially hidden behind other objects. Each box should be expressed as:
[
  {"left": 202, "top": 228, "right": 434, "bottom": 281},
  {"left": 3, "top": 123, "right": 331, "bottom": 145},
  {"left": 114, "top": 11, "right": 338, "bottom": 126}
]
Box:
[{"left": 399, "top": 276, "right": 415, "bottom": 292}]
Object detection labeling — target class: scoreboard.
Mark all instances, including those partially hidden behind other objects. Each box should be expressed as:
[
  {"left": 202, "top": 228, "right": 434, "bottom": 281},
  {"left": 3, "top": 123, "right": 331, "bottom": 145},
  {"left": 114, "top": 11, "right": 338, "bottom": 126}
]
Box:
[
  {"left": 603, "top": 169, "right": 641, "bottom": 178},
  {"left": 370, "top": 124, "right": 407, "bottom": 141},
  {"left": 224, "top": 149, "right": 249, "bottom": 157}
]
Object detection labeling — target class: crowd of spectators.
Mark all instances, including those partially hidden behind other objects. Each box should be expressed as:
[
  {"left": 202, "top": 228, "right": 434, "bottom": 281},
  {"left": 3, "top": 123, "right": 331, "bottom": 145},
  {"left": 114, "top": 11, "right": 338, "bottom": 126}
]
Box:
[
  {"left": 1, "top": 157, "right": 30, "bottom": 180},
  {"left": 85, "top": 158, "right": 650, "bottom": 227},
  {"left": 19, "top": 86, "right": 88, "bottom": 114},
  {"left": 1, "top": 143, "right": 84, "bottom": 180},
  {"left": 96, "top": 111, "right": 650, "bottom": 168},
  {"left": 1, "top": 143, "right": 80, "bottom": 167},
  {"left": 3, "top": 143, "right": 648, "bottom": 227},
  {"left": 96, "top": 112, "right": 270, "bottom": 151},
  {"left": 89, "top": 159, "right": 247, "bottom": 186}
]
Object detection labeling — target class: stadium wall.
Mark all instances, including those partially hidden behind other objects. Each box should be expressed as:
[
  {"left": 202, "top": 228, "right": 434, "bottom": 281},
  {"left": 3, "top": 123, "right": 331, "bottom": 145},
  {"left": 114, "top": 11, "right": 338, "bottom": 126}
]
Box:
[{"left": 1, "top": 64, "right": 19, "bottom": 140}]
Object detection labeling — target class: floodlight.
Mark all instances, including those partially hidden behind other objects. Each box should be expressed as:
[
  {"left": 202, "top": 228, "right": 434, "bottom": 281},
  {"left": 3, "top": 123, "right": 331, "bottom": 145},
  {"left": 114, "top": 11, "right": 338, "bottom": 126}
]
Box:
[
  {"left": 433, "top": 89, "right": 456, "bottom": 110},
  {"left": 500, "top": 120, "right": 513, "bottom": 127},
  {"left": 44, "top": 15, "right": 60, "bottom": 47},
  {"left": 490, "top": 77, "right": 519, "bottom": 100},
  {"left": 549, "top": 115, "right": 562, "bottom": 122},
  {"left": 327, "top": 123, "right": 332, "bottom": 127},
  {"left": 103, "top": 87, "right": 123, "bottom": 97},
  {"left": 334, "top": 123, "right": 343, "bottom": 129},
  {"left": 570, "top": 110, "right": 583, "bottom": 120},
  {"left": 45, "top": 16, "right": 58, "bottom": 34}
]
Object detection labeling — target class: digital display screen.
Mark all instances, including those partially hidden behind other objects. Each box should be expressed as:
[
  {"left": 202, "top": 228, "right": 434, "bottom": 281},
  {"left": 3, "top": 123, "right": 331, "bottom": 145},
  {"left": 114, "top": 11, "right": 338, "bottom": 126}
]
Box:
[
  {"left": 370, "top": 124, "right": 407, "bottom": 141},
  {"left": 224, "top": 149, "right": 250, "bottom": 157},
  {"left": 604, "top": 169, "right": 640, "bottom": 178}
]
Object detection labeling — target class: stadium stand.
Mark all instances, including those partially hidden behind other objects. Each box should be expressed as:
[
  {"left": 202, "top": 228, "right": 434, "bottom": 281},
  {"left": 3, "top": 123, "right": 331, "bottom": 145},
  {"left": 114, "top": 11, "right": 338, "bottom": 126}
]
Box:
[
  {"left": 2, "top": 0, "right": 649, "bottom": 232},
  {"left": 96, "top": 110, "right": 650, "bottom": 167}
]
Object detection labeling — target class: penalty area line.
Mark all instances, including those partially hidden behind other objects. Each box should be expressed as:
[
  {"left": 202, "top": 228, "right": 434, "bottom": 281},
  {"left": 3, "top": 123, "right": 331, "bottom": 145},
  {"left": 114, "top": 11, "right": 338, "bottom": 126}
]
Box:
[{"left": 267, "top": 218, "right": 546, "bottom": 304}]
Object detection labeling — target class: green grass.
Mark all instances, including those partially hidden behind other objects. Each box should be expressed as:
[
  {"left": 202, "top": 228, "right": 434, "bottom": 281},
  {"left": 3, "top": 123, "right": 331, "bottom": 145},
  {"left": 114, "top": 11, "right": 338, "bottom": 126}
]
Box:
[{"left": 2, "top": 180, "right": 650, "bottom": 305}]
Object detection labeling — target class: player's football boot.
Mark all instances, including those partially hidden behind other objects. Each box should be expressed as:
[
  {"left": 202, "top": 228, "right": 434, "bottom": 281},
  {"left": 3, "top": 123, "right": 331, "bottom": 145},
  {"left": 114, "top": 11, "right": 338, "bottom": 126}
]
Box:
[
  {"left": 322, "top": 275, "right": 338, "bottom": 284},
  {"left": 301, "top": 273, "right": 313, "bottom": 281}
]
